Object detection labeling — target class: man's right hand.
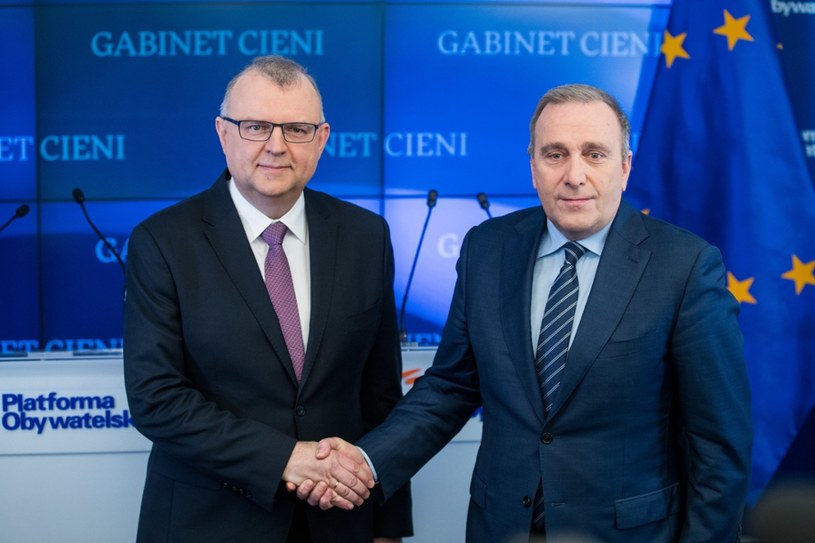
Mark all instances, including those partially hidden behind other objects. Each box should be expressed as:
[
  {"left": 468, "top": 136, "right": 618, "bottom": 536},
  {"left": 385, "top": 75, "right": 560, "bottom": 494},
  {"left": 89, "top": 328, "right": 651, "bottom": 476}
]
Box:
[{"left": 282, "top": 440, "right": 374, "bottom": 510}]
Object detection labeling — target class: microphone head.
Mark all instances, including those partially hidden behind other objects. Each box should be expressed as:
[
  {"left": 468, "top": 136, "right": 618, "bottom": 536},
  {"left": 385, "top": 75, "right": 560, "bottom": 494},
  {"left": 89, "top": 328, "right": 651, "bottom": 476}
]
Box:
[
  {"left": 16, "top": 204, "right": 30, "bottom": 218},
  {"left": 72, "top": 188, "right": 85, "bottom": 204},
  {"left": 427, "top": 189, "right": 438, "bottom": 208},
  {"left": 476, "top": 192, "right": 489, "bottom": 209}
]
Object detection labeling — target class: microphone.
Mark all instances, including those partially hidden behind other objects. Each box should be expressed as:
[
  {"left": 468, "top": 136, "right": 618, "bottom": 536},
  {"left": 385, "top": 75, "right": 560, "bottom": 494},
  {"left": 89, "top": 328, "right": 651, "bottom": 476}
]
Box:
[
  {"left": 0, "top": 204, "right": 30, "bottom": 234},
  {"left": 72, "top": 188, "right": 126, "bottom": 274},
  {"left": 476, "top": 192, "right": 492, "bottom": 219},
  {"left": 399, "top": 189, "right": 438, "bottom": 344}
]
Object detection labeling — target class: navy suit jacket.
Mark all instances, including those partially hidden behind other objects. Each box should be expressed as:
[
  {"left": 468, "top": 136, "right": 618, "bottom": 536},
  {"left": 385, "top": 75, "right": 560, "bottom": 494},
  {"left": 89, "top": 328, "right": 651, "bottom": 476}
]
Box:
[
  {"left": 124, "top": 172, "right": 411, "bottom": 542},
  {"left": 358, "top": 199, "right": 751, "bottom": 543}
]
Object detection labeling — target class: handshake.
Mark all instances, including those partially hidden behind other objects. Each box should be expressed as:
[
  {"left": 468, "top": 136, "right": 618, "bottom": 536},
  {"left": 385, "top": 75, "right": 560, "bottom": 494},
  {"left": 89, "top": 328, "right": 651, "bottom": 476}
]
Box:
[{"left": 282, "top": 437, "right": 374, "bottom": 511}]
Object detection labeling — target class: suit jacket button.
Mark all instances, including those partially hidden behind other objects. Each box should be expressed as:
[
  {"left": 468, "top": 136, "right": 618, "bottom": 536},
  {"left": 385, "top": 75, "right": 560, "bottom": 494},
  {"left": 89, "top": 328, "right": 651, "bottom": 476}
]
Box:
[
  {"left": 296, "top": 405, "right": 306, "bottom": 417},
  {"left": 522, "top": 496, "right": 532, "bottom": 507},
  {"left": 540, "top": 432, "right": 553, "bottom": 444}
]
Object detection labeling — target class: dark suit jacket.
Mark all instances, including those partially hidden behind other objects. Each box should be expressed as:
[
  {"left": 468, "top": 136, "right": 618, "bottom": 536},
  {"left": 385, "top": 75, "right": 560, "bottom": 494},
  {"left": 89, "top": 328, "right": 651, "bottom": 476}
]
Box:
[
  {"left": 123, "top": 172, "right": 411, "bottom": 542},
  {"left": 358, "top": 200, "right": 752, "bottom": 543}
]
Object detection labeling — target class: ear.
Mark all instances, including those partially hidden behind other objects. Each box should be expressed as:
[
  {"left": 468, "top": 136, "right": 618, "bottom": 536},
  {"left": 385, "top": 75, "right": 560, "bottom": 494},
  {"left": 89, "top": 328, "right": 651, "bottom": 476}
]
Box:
[
  {"left": 530, "top": 156, "right": 538, "bottom": 190},
  {"left": 315, "top": 122, "right": 331, "bottom": 154},
  {"left": 215, "top": 116, "right": 228, "bottom": 151},
  {"left": 620, "top": 150, "right": 633, "bottom": 191}
]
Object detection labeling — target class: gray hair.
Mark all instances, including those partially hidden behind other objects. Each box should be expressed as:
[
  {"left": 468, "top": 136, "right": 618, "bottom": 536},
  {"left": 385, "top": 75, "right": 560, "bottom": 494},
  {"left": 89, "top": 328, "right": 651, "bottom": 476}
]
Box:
[
  {"left": 219, "top": 55, "right": 325, "bottom": 121},
  {"left": 527, "top": 83, "right": 630, "bottom": 161}
]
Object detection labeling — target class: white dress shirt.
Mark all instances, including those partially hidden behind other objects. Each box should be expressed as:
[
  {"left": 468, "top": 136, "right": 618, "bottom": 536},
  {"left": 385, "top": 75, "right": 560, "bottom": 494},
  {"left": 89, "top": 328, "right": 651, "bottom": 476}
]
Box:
[{"left": 229, "top": 179, "right": 311, "bottom": 349}]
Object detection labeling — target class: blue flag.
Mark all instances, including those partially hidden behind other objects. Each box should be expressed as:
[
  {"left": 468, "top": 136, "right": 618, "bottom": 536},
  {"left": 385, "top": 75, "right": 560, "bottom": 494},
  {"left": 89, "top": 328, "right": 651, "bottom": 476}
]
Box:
[{"left": 628, "top": 0, "right": 815, "bottom": 504}]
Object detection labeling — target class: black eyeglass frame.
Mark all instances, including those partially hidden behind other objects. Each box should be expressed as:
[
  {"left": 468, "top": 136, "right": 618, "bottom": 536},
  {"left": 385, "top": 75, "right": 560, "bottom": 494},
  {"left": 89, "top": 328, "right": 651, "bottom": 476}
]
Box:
[{"left": 220, "top": 116, "right": 323, "bottom": 143}]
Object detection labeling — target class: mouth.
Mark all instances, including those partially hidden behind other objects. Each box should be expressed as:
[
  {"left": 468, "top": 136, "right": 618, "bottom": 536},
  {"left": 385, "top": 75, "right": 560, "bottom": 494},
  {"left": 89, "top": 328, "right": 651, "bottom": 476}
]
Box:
[
  {"left": 259, "top": 163, "right": 291, "bottom": 172},
  {"left": 561, "top": 196, "right": 592, "bottom": 206}
]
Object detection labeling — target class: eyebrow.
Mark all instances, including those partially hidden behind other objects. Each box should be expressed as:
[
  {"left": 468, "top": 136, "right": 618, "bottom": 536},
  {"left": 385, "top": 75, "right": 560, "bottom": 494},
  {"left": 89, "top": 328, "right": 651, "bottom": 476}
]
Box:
[
  {"left": 536, "top": 141, "right": 613, "bottom": 155},
  {"left": 581, "top": 141, "right": 613, "bottom": 154}
]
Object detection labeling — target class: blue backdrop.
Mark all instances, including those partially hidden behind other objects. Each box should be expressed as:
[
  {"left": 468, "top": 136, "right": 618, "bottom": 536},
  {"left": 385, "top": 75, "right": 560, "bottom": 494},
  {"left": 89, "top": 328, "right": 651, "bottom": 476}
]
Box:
[{"left": 1, "top": 0, "right": 673, "bottom": 350}]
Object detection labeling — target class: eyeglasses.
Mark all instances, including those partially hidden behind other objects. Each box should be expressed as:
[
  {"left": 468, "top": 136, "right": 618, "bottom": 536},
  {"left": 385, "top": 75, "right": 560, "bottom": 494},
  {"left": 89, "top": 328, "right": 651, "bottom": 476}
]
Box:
[{"left": 220, "top": 116, "right": 322, "bottom": 143}]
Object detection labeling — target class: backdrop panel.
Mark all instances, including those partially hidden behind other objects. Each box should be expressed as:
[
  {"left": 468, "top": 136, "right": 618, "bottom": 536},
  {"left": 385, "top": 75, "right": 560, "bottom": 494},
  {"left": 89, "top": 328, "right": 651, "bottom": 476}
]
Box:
[
  {"left": 386, "top": 195, "right": 541, "bottom": 343},
  {"left": 37, "top": 200, "right": 174, "bottom": 350},
  {"left": 0, "top": 203, "right": 38, "bottom": 353},
  {"left": 0, "top": 7, "right": 35, "bottom": 201},
  {"left": 383, "top": 3, "right": 669, "bottom": 197},
  {"left": 14, "top": 1, "right": 672, "bottom": 350},
  {"left": 34, "top": 3, "right": 383, "bottom": 200}
]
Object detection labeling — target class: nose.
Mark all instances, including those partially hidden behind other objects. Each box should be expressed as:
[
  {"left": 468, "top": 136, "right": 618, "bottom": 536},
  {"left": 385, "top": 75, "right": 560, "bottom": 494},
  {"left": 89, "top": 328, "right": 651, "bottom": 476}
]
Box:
[
  {"left": 565, "top": 157, "right": 587, "bottom": 186},
  {"left": 264, "top": 126, "right": 288, "bottom": 153}
]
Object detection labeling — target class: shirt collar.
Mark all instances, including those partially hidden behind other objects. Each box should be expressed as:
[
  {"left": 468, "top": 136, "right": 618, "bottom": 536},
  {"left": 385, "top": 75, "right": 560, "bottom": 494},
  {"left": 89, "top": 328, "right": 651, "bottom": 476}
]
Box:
[
  {"left": 228, "top": 179, "right": 307, "bottom": 245},
  {"left": 538, "top": 217, "right": 612, "bottom": 258}
]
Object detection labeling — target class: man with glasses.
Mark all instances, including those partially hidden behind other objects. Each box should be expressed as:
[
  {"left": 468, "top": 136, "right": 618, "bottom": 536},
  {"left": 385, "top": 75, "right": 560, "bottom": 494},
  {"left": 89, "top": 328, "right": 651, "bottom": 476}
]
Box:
[{"left": 123, "top": 55, "right": 411, "bottom": 543}]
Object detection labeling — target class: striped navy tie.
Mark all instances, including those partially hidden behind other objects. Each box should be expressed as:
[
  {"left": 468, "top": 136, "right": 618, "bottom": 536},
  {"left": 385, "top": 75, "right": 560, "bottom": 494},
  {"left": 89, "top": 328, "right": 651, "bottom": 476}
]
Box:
[
  {"left": 532, "top": 241, "right": 585, "bottom": 530},
  {"left": 535, "top": 241, "right": 586, "bottom": 413}
]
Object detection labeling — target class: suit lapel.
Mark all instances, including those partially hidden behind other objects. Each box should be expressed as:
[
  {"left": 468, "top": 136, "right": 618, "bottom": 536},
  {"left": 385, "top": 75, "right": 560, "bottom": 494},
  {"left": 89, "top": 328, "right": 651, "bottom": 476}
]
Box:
[
  {"left": 546, "top": 201, "right": 651, "bottom": 420},
  {"left": 200, "top": 173, "right": 298, "bottom": 385},
  {"left": 500, "top": 209, "right": 547, "bottom": 425},
  {"left": 300, "top": 190, "right": 337, "bottom": 386}
]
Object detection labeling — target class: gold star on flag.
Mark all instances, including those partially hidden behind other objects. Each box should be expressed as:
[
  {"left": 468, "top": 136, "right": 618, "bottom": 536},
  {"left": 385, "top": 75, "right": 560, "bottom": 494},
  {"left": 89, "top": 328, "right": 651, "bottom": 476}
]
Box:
[
  {"left": 728, "top": 272, "right": 757, "bottom": 304},
  {"left": 661, "top": 30, "right": 691, "bottom": 68},
  {"left": 713, "top": 10, "right": 755, "bottom": 51},
  {"left": 781, "top": 255, "right": 815, "bottom": 295}
]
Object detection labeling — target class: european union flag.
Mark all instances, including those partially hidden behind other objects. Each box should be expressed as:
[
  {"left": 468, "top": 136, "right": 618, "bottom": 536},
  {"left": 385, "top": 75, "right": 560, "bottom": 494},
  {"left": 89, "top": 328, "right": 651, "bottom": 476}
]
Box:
[{"left": 628, "top": 0, "right": 815, "bottom": 504}]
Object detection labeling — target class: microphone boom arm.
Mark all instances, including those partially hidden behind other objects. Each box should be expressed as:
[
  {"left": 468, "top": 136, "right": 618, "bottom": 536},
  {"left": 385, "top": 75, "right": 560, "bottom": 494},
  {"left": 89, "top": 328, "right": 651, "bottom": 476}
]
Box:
[
  {"left": 73, "top": 189, "right": 127, "bottom": 275},
  {"left": 398, "top": 189, "right": 438, "bottom": 343}
]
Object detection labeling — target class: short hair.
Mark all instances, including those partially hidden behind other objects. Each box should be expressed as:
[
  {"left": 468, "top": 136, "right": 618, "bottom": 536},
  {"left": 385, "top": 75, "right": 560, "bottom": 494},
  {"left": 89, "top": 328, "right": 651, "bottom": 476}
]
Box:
[
  {"left": 219, "top": 55, "right": 325, "bottom": 121},
  {"left": 527, "top": 83, "right": 631, "bottom": 161}
]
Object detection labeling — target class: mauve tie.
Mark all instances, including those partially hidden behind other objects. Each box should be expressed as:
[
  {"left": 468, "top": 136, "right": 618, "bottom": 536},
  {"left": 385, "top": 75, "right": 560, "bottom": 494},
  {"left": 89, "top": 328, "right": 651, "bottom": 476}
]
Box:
[{"left": 261, "top": 222, "right": 305, "bottom": 382}]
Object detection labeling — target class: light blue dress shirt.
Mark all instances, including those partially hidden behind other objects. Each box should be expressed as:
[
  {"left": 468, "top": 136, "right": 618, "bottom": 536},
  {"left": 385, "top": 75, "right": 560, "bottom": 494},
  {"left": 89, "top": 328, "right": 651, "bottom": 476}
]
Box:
[{"left": 529, "top": 219, "right": 611, "bottom": 353}]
